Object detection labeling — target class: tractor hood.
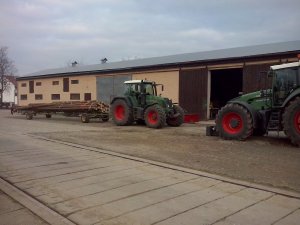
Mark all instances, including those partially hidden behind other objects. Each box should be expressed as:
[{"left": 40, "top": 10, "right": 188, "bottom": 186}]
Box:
[{"left": 229, "top": 90, "right": 272, "bottom": 111}]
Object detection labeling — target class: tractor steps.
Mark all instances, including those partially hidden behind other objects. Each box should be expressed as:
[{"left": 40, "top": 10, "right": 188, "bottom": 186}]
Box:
[{"left": 267, "top": 111, "right": 281, "bottom": 133}]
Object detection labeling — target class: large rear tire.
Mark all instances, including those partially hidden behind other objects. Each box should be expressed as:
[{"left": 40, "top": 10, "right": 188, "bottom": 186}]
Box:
[
  {"left": 144, "top": 105, "right": 166, "bottom": 129},
  {"left": 216, "top": 103, "right": 253, "bottom": 140},
  {"left": 283, "top": 97, "right": 300, "bottom": 147},
  {"left": 166, "top": 105, "right": 184, "bottom": 127},
  {"left": 111, "top": 99, "right": 134, "bottom": 126}
]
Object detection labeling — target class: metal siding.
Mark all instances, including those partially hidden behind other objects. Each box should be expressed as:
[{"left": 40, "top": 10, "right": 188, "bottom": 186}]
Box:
[
  {"left": 113, "top": 75, "right": 132, "bottom": 98},
  {"left": 179, "top": 68, "right": 208, "bottom": 120},
  {"left": 96, "top": 75, "right": 131, "bottom": 104},
  {"left": 96, "top": 76, "right": 114, "bottom": 104},
  {"left": 243, "top": 64, "right": 273, "bottom": 93}
]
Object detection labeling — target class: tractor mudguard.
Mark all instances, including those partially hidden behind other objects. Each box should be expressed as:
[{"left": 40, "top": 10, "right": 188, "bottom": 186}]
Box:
[
  {"left": 282, "top": 88, "right": 300, "bottom": 108},
  {"left": 144, "top": 102, "right": 158, "bottom": 109},
  {"left": 228, "top": 100, "right": 259, "bottom": 129},
  {"left": 111, "top": 97, "right": 133, "bottom": 107}
]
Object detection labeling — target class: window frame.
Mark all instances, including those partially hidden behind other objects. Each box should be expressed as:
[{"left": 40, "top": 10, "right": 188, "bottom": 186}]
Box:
[
  {"left": 70, "top": 93, "right": 80, "bottom": 100},
  {"left": 35, "top": 94, "right": 43, "bottom": 100},
  {"left": 51, "top": 94, "right": 60, "bottom": 100}
]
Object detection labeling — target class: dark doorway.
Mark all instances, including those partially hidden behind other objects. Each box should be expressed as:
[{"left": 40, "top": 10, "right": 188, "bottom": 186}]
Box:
[
  {"left": 29, "top": 80, "right": 34, "bottom": 93},
  {"left": 210, "top": 68, "right": 243, "bottom": 119},
  {"left": 63, "top": 78, "right": 69, "bottom": 92},
  {"left": 84, "top": 93, "right": 91, "bottom": 101}
]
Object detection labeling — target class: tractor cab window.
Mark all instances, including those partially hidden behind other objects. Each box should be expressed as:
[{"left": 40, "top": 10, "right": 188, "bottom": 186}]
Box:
[
  {"left": 273, "top": 67, "right": 298, "bottom": 106},
  {"left": 125, "top": 84, "right": 140, "bottom": 94},
  {"left": 144, "top": 83, "right": 155, "bottom": 95}
]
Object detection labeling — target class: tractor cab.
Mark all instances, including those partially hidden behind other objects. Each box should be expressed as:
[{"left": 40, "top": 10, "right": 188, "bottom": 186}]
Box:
[
  {"left": 124, "top": 80, "right": 158, "bottom": 96},
  {"left": 269, "top": 62, "right": 300, "bottom": 106},
  {"left": 124, "top": 80, "right": 165, "bottom": 107}
]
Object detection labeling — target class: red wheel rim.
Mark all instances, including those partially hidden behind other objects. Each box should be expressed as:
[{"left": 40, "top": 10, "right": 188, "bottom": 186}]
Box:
[
  {"left": 115, "top": 105, "right": 125, "bottom": 121},
  {"left": 148, "top": 111, "right": 158, "bottom": 125},
  {"left": 294, "top": 111, "right": 300, "bottom": 134},
  {"left": 222, "top": 112, "right": 243, "bottom": 134}
]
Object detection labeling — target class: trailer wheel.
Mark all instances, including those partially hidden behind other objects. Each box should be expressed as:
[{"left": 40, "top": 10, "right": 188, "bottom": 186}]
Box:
[
  {"left": 26, "top": 113, "right": 33, "bottom": 120},
  {"left": 101, "top": 116, "right": 109, "bottom": 122},
  {"left": 81, "top": 114, "right": 90, "bottom": 123},
  {"left": 144, "top": 104, "right": 166, "bottom": 129},
  {"left": 45, "top": 114, "right": 52, "bottom": 118},
  {"left": 167, "top": 105, "right": 184, "bottom": 127},
  {"left": 111, "top": 99, "right": 134, "bottom": 126},
  {"left": 216, "top": 103, "right": 253, "bottom": 140},
  {"left": 283, "top": 97, "right": 300, "bottom": 147}
]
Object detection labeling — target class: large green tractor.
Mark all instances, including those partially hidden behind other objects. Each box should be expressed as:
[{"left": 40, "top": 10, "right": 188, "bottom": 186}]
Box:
[
  {"left": 215, "top": 60, "right": 300, "bottom": 146},
  {"left": 110, "top": 80, "right": 184, "bottom": 128}
]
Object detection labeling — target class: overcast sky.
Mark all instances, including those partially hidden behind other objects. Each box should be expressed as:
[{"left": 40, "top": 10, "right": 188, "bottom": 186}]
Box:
[{"left": 1, "top": 0, "right": 300, "bottom": 75}]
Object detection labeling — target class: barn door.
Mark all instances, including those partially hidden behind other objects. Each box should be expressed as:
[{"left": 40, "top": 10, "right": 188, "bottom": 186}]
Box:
[{"left": 179, "top": 68, "right": 208, "bottom": 120}]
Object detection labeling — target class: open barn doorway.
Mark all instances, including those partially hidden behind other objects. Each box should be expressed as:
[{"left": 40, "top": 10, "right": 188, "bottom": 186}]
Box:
[{"left": 209, "top": 68, "right": 243, "bottom": 119}]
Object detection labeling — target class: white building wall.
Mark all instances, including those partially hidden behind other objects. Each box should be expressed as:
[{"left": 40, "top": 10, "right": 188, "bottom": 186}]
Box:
[{"left": 2, "top": 82, "right": 17, "bottom": 104}]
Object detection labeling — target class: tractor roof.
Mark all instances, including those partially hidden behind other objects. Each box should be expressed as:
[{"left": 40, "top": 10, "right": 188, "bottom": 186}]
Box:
[
  {"left": 124, "top": 80, "right": 154, "bottom": 84},
  {"left": 271, "top": 61, "right": 300, "bottom": 70}
]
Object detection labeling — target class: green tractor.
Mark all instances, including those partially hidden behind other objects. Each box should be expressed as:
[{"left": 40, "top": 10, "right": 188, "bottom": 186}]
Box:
[
  {"left": 110, "top": 80, "right": 184, "bottom": 128},
  {"left": 215, "top": 60, "right": 300, "bottom": 146}
]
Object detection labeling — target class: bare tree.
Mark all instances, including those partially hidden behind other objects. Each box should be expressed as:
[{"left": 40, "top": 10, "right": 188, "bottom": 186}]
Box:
[{"left": 0, "top": 47, "right": 17, "bottom": 107}]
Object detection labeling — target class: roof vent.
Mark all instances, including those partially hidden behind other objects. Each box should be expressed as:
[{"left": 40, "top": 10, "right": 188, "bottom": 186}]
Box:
[
  {"left": 101, "top": 58, "right": 108, "bottom": 64},
  {"left": 71, "top": 61, "right": 78, "bottom": 67}
]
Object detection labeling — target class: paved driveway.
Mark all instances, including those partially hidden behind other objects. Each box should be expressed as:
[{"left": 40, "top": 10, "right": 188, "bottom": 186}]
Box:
[{"left": 0, "top": 110, "right": 300, "bottom": 224}]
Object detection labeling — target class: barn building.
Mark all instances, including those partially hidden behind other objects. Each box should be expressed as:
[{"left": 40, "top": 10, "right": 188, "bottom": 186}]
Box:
[{"left": 16, "top": 40, "right": 300, "bottom": 120}]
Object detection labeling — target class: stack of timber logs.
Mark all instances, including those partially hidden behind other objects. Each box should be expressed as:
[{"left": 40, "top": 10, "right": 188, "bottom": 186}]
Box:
[{"left": 15, "top": 101, "right": 109, "bottom": 113}]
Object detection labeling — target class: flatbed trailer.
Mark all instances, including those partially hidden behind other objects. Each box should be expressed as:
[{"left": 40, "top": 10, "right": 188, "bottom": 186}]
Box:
[{"left": 13, "top": 101, "right": 110, "bottom": 123}]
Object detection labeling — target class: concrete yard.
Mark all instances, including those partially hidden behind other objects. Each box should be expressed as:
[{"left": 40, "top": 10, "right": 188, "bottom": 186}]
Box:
[{"left": 0, "top": 110, "right": 300, "bottom": 225}]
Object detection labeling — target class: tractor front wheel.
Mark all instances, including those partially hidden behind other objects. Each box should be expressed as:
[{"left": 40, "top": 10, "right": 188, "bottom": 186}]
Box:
[
  {"left": 283, "top": 97, "right": 300, "bottom": 147},
  {"left": 111, "top": 99, "right": 134, "bottom": 126},
  {"left": 216, "top": 103, "right": 253, "bottom": 140},
  {"left": 167, "top": 105, "right": 184, "bottom": 127},
  {"left": 144, "top": 105, "right": 166, "bottom": 129}
]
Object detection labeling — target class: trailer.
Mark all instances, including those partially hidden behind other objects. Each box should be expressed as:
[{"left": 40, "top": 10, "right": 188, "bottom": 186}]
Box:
[{"left": 13, "top": 101, "right": 109, "bottom": 123}]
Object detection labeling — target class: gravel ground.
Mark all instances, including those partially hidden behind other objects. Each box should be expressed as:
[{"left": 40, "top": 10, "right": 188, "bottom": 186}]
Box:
[{"left": 3, "top": 110, "right": 300, "bottom": 193}]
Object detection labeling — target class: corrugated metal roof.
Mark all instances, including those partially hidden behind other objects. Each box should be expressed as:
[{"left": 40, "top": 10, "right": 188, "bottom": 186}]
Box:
[{"left": 20, "top": 40, "right": 300, "bottom": 79}]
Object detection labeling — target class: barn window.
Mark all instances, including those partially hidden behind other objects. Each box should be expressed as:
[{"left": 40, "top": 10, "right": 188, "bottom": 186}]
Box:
[
  {"left": 52, "top": 81, "right": 59, "bottom": 85},
  {"left": 51, "top": 94, "right": 60, "bottom": 100},
  {"left": 71, "top": 80, "right": 79, "bottom": 84},
  {"left": 70, "top": 93, "right": 80, "bottom": 100},
  {"left": 36, "top": 82, "right": 42, "bottom": 86},
  {"left": 84, "top": 93, "right": 91, "bottom": 101},
  {"left": 21, "top": 83, "right": 27, "bottom": 87},
  {"left": 20, "top": 94, "right": 27, "bottom": 100},
  {"left": 35, "top": 94, "right": 43, "bottom": 100}
]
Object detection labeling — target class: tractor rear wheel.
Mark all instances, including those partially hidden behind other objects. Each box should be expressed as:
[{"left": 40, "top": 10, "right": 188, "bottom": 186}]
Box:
[
  {"left": 216, "top": 103, "right": 253, "bottom": 140},
  {"left": 144, "top": 105, "right": 166, "bottom": 129},
  {"left": 167, "top": 105, "right": 184, "bottom": 127},
  {"left": 283, "top": 97, "right": 300, "bottom": 147},
  {"left": 111, "top": 99, "right": 134, "bottom": 126}
]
